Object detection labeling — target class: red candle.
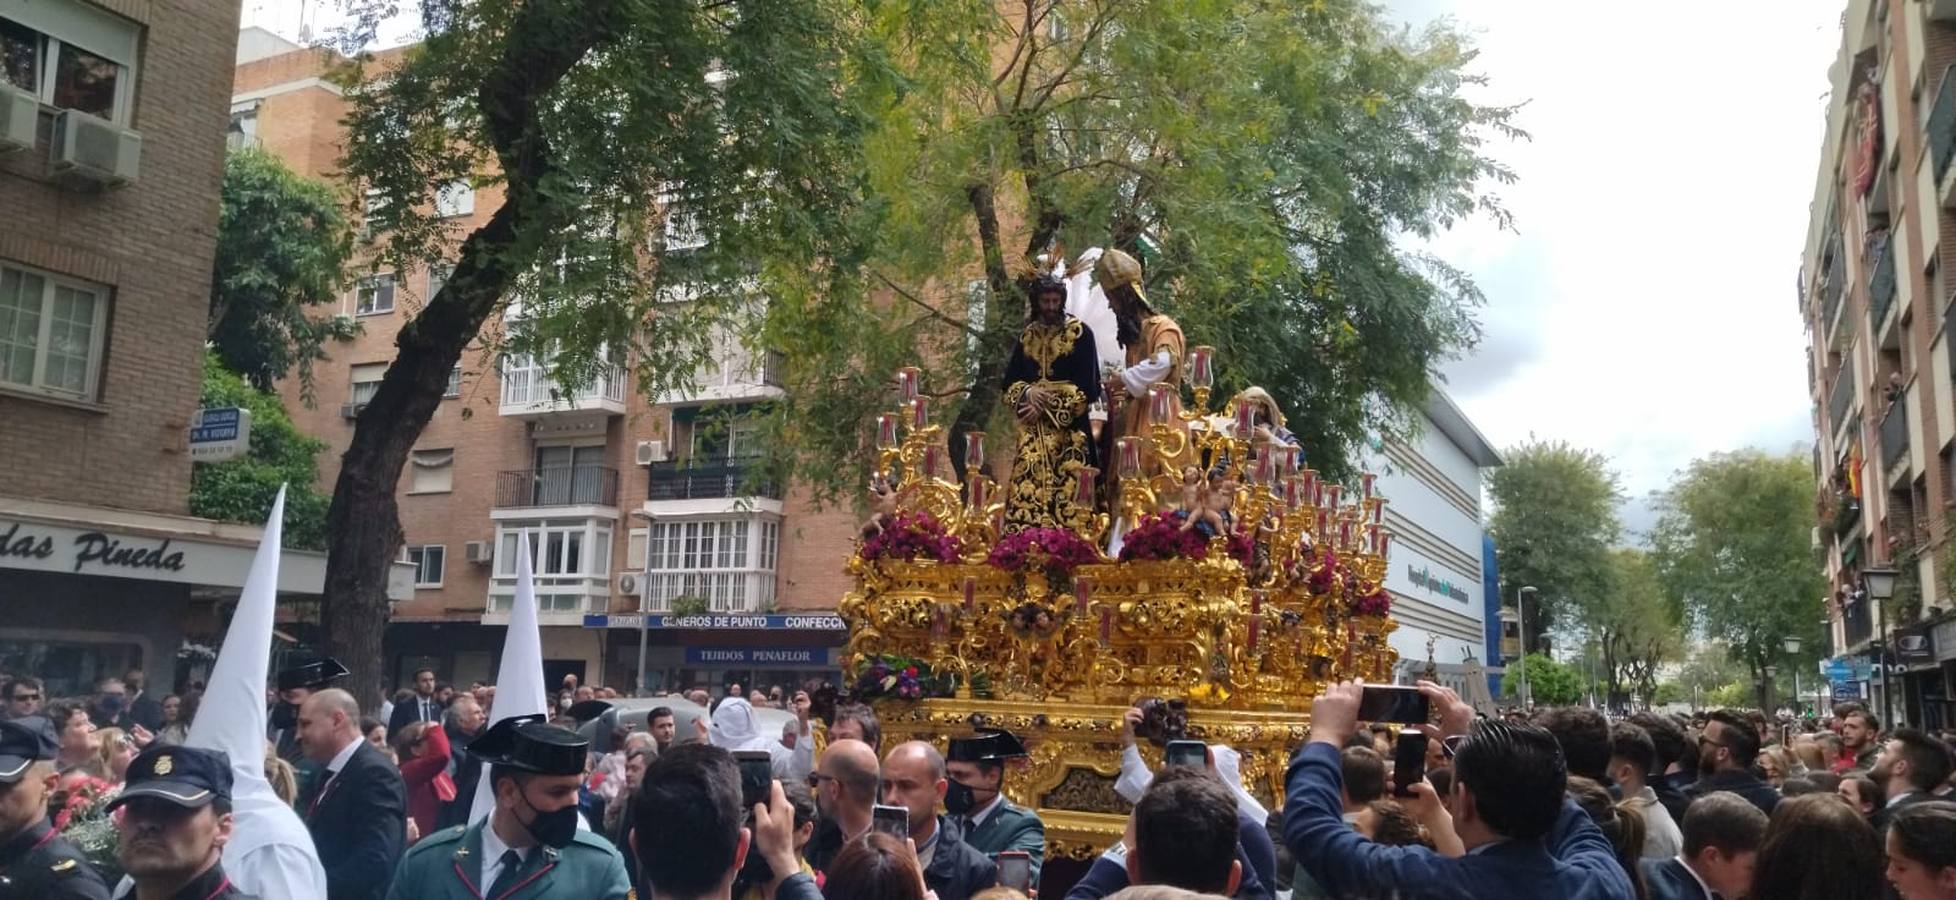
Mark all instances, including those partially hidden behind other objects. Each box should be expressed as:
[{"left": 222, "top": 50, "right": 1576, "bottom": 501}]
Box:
[
  {"left": 1316, "top": 509, "right": 1330, "bottom": 539},
  {"left": 932, "top": 604, "right": 948, "bottom": 637},
  {"left": 1075, "top": 577, "right": 1092, "bottom": 615},
  {"left": 1376, "top": 531, "right": 1394, "bottom": 560},
  {"left": 895, "top": 366, "right": 921, "bottom": 402},
  {"left": 1247, "top": 615, "right": 1261, "bottom": 653},
  {"left": 910, "top": 396, "right": 930, "bottom": 430},
  {"left": 1075, "top": 467, "right": 1097, "bottom": 505},
  {"left": 1283, "top": 448, "right": 1300, "bottom": 476},
  {"left": 1116, "top": 438, "right": 1142, "bottom": 479},
  {"left": 969, "top": 475, "right": 990, "bottom": 510},
  {"left": 1324, "top": 484, "right": 1343, "bottom": 508},
  {"left": 1188, "top": 346, "right": 1214, "bottom": 389},
  {"left": 1360, "top": 472, "right": 1377, "bottom": 500},
  {"left": 1250, "top": 590, "right": 1264, "bottom": 614},
  {"left": 876, "top": 415, "right": 898, "bottom": 450},
  {"left": 1370, "top": 498, "right": 1386, "bottom": 526},
  {"left": 1283, "top": 476, "right": 1302, "bottom": 510},
  {"left": 965, "top": 431, "right": 986, "bottom": 471},
  {"left": 1365, "top": 523, "right": 1380, "bottom": 553},
  {"left": 1300, "top": 469, "right": 1318, "bottom": 502},
  {"left": 1149, "top": 383, "right": 1173, "bottom": 422},
  {"left": 1234, "top": 399, "right": 1255, "bottom": 436},
  {"left": 1100, "top": 608, "right": 1113, "bottom": 643},
  {"left": 921, "top": 445, "right": 939, "bottom": 478},
  {"left": 1339, "top": 520, "right": 1353, "bottom": 550},
  {"left": 1254, "top": 450, "right": 1274, "bottom": 484}
]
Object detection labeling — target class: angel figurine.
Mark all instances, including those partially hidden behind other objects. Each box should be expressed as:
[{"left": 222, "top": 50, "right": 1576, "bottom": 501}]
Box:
[{"left": 860, "top": 472, "right": 900, "bottom": 539}]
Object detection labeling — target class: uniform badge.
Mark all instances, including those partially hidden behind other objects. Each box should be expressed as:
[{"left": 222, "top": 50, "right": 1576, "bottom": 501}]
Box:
[
  {"left": 153, "top": 755, "right": 173, "bottom": 775},
  {"left": 51, "top": 859, "right": 76, "bottom": 872}
]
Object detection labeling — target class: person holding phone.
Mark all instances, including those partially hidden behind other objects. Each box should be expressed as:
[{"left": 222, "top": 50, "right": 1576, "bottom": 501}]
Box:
[{"left": 882, "top": 741, "right": 999, "bottom": 900}]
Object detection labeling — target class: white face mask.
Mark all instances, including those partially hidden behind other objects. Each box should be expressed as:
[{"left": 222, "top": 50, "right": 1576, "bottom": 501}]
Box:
[{"left": 558, "top": 697, "right": 572, "bottom": 711}]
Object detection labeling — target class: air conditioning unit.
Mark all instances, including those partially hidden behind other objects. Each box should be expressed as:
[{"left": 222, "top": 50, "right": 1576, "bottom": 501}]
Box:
[
  {"left": 616, "top": 571, "right": 643, "bottom": 596},
  {"left": 340, "top": 402, "right": 367, "bottom": 419},
  {"left": 635, "top": 440, "right": 667, "bottom": 466},
  {"left": 464, "top": 540, "right": 494, "bottom": 564},
  {"left": 0, "top": 83, "right": 36, "bottom": 153},
  {"left": 49, "top": 110, "right": 140, "bottom": 187}
]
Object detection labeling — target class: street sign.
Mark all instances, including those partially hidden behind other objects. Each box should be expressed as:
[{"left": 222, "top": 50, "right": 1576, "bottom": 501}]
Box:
[
  {"left": 1832, "top": 682, "right": 1864, "bottom": 702},
  {"left": 188, "top": 407, "right": 251, "bottom": 462},
  {"left": 583, "top": 613, "right": 846, "bottom": 631}
]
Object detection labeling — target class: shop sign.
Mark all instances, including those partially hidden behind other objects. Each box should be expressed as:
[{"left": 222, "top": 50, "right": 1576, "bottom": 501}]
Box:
[
  {"left": 683, "top": 647, "right": 827, "bottom": 666},
  {"left": 188, "top": 407, "right": 251, "bottom": 462},
  {"left": 1405, "top": 565, "right": 1471, "bottom": 604},
  {"left": 1896, "top": 626, "right": 1935, "bottom": 663},
  {"left": 1833, "top": 682, "right": 1866, "bottom": 702},
  {"left": 1, "top": 520, "right": 188, "bottom": 577},
  {"left": 1936, "top": 619, "right": 1956, "bottom": 663},
  {"left": 583, "top": 613, "right": 846, "bottom": 631}
]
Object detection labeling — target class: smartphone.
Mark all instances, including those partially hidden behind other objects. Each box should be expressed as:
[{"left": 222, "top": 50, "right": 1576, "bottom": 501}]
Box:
[
  {"left": 1392, "top": 732, "right": 1428, "bottom": 798},
  {"left": 1164, "top": 739, "right": 1208, "bottom": 768},
  {"left": 872, "top": 803, "right": 910, "bottom": 839},
  {"left": 733, "top": 750, "right": 773, "bottom": 810},
  {"left": 997, "top": 850, "right": 1033, "bottom": 891},
  {"left": 1357, "top": 684, "right": 1429, "bottom": 725}
]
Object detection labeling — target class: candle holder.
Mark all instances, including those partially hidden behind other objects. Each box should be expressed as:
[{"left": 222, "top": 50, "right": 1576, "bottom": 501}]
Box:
[
  {"left": 876, "top": 415, "right": 899, "bottom": 450},
  {"left": 910, "top": 396, "right": 930, "bottom": 431},
  {"left": 895, "top": 366, "right": 921, "bottom": 402},
  {"left": 965, "top": 431, "right": 986, "bottom": 472}
]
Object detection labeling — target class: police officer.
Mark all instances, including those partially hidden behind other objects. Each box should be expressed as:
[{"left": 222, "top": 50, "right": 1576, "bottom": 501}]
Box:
[
  {"left": 946, "top": 728, "right": 1046, "bottom": 886},
  {"left": 268, "top": 657, "right": 348, "bottom": 798},
  {"left": 0, "top": 716, "right": 110, "bottom": 899},
  {"left": 386, "top": 715, "right": 632, "bottom": 899},
  {"left": 107, "top": 745, "right": 250, "bottom": 899}
]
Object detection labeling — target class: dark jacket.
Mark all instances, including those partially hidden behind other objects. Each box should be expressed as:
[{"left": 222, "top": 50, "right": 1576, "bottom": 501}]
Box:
[
  {"left": 434, "top": 728, "right": 484, "bottom": 832},
  {"left": 0, "top": 821, "right": 110, "bottom": 899},
  {"left": 1683, "top": 768, "right": 1780, "bottom": 817},
  {"left": 922, "top": 817, "right": 999, "bottom": 900},
  {"left": 302, "top": 741, "right": 408, "bottom": 900},
  {"left": 1653, "top": 771, "right": 1693, "bottom": 824},
  {"left": 130, "top": 860, "right": 254, "bottom": 900},
  {"left": 1283, "top": 741, "right": 1634, "bottom": 900},
  {"left": 1639, "top": 857, "right": 1710, "bottom": 900},
  {"left": 1061, "top": 838, "right": 1272, "bottom": 900},
  {"left": 125, "top": 692, "right": 165, "bottom": 734},
  {"left": 386, "top": 695, "right": 442, "bottom": 740},
  {"left": 1237, "top": 807, "right": 1277, "bottom": 897},
  {"left": 1873, "top": 790, "right": 1941, "bottom": 833}
]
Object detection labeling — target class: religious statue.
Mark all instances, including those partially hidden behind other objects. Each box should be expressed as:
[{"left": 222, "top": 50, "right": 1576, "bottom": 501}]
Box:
[
  {"left": 1096, "top": 248, "right": 1193, "bottom": 484},
  {"left": 1001, "top": 271, "right": 1104, "bottom": 532}
]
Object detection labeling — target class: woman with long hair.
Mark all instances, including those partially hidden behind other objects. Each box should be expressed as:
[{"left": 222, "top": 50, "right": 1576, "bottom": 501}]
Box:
[
  {"left": 94, "top": 727, "right": 136, "bottom": 785},
  {"left": 264, "top": 745, "right": 299, "bottom": 807},
  {"left": 1885, "top": 801, "right": 1956, "bottom": 900},
  {"left": 1751, "top": 793, "right": 1885, "bottom": 900},
  {"left": 821, "top": 833, "right": 928, "bottom": 900},
  {"left": 392, "top": 720, "right": 455, "bottom": 841},
  {"left": 1567, "top": 776, "right": 1648, "bottom": 900}
]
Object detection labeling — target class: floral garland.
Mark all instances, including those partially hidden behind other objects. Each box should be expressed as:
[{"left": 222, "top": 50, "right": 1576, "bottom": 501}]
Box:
[
  {"left": 986, "top": 527, "right": 1099, "bottom": 573},
  {"left": 860, "top": 511, "right": 962, "bottom": 564},
  {"left": 1118, "top": 512, "right": 1210, "bottom": 561},
  {"left": 1349, "top": 584, "right": 1392, "bottom": 618},
  {"left": 55, "top": 776, "right": 122, "bottom": 883},
  {"left": 854, "top": 654, "right": 956, "bottom": 700}
]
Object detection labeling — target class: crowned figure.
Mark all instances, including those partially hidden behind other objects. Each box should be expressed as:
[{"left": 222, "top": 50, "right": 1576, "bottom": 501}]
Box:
[{"left": 1001, "top": 271, "right": 1104, "bottom": 532}]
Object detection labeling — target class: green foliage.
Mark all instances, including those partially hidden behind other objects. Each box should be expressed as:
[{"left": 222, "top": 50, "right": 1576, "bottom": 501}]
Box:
[
  {"left": 1602, "top": 548, "right": 1684, "bottom": 707},
  {"left": 1487, "top": 440, "right": 1622, "bottom": 643},
  {"left": 1506, "top": 653, "right": 1584, "bottom": 707},
  {"left": 1649, "top": 682, "right": 1687, "bottom": 705},
  {"left": 773, "top": 0, "right": 1521, "bottom": 498},
  {"left": 1706, "top": 682, "right": 1755, "bottom": 710},
  {"left": 190, "top": 354, "right": 331, "bottom": 550},
  {"left": 209, "top": 147, "right": 357, "bottom": 397},
  {"left": 1651, "top": 449, "right": 1827, "bottom": 702},
  {"left": 670, "top": 595, "right": 710, "bottom": 617}
]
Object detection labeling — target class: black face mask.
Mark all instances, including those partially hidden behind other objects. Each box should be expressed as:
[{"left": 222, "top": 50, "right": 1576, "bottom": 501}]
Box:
[
  {"left": 270, "top": 702, "right": 297, "bottom": 730},
  {"left": 943, "top": 778, "right": 977, "bottom": 816},
  {"left": 517, "top": 788, "right": 580, "bottom": 849}
]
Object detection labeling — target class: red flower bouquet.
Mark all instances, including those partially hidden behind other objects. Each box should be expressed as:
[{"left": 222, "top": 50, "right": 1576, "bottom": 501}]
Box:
[
  {"left": 1350, "top": 585, "right": 1392, "bottom": 618},
  {"left": 860, "top": 510, "right": 962, "bottom": 563},
  {"left": 987, "top": 527, "right": 1100, "bottom": 573},
  {"left": 1118, "top": 512, "right": 1210, "bottom": 562}
]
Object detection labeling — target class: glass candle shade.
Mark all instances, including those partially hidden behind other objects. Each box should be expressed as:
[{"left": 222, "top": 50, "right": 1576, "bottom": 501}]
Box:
[
  {"left": 910, "top": 396, "right": 930, "bottom": 431},
  {"left": 895, "top": 366, "right": 921, "bottom": 402},
  {"left": 964, "top": 431, "right": 986, "bottom": 472},
  {"left": 1116, "top": 438, "right": 1143, "bottom": 479},
  {"left": 1188, "top": 346, "right": 1215, "bottom": 389},
  {"left": 875, "top": 415, "right": 898, "bottom": 450},
  {"left": 1075, "top": 467, "right": 1097, "bottom": 506},
  {"left": 1149, "top": 383, "right": 1173, "bottom": 422}
]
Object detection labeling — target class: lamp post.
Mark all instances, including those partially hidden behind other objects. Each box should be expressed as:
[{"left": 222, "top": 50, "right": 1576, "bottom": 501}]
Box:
[
  {"left": 1863, "top": 566, "right": 1899, "bottom": 728},
  {"left": 1783, "top": 636, "right": 1804, "bottom": 716},
  {"left": 629, "top": 509, "right": 656, "bottom": 695},
  {"left": 1517, "top": 586, "right": 1539, "bottom": 709},
  {"left": 1764, "top": 664, "right": 1779, "bottom": 713}
]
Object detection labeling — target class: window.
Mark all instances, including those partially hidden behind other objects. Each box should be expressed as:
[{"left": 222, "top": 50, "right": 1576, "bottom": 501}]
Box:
[
  {"left": 492, "top": 519, "right": 614, "bottom": 612},
  {"left": 227, "top": 102, "right": 259, "bottom": 150},
  {"left": 409, "top": 448, "right": 454, "bottom": 494},
  {"left": 428, "top": 263, "right": 452, "bottom": 300},
  {"left": 355, "top": 274, "right": 395, "bottom": 316},
  {"left": 0, "top": 262, "right": 108, "bottom": 402},
  {"left": 349, "top": 362, "right": 385, "bottom": 407},
  {"left": 405, "top": 545, "right": 445, "bottom": 587},
  {"left": 444, "top": 365, "right": 461, "bottom": 398},
  {"left": 644, "top": 518, "right": 779, "bottom": 613},
  {"left": 360, "top": 189, "right": 387, "bottom": 241},
  {"left": 0, "top": 6, "right": 139, "bottom": 125},
  {"left": 434, "top": 180, "right": 474, "bottom": 218}
]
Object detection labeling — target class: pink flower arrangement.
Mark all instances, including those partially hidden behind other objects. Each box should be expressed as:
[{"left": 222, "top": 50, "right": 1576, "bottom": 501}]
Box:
[
  {"left": 987, "top": 527, "right": 1100, "bottom": 573},
  {"left": 1224, "top": 529, "right": 1256, "bottom": 566},
  {"left": 1305, "top": 548, "right": 1342, "bottom": 595},
  {"left": 1350, "top": 585, "right": 1392, "bottom": 618},
  {"left": 860, "top": 510, "right": 962, "bottom": 563},
  {"left": 1118, "top": 512, "right": 1211, "bottom": 562}
]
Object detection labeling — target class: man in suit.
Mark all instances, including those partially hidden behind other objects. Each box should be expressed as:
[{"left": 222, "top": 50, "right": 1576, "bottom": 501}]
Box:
[
  {"left": 385, "top": 716, "right": 631, "bottom": 899},
  {"left": 1871, "top": 728, "right": 1955, "bottom": 832},
  {"left": 87, "top": 676, "right": 135, "bottom": 731},
  {"left": 882, "top": 741, "right": 997, "bottom": 900},
  {"left": 946, "top": 728, "right": 1046, "bottom": 886},
  {"left": 298, "top": 688, "right": 406, "bottom": 900},
  {"left": 121, "top": 668, "right": 165, "bottom": 734},
  {"left": 386, "top": 668, "right": 443, "bottom": 741},
  {"left": 1282, "top": 681, "right": 1634, "bottom": 900},
  {"left": 1684, "top": 710, "right": 1780, "bottom": 816},
  {"left": 1640, "top": 791, "right": 1767, "bottom": 900}
]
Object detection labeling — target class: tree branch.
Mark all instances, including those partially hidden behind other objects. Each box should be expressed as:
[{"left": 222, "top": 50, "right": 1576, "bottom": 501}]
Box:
[{"left": 871, "top": 268, "right": 980, "bottom": 339}]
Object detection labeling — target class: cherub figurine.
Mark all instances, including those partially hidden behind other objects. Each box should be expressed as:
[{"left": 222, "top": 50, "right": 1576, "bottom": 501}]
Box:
[
  {"left": 860, "top": 472, "right": 899, "bottom": 539},
  {"left": 1183, "top": 469, "right": 1236, "bottom": 538},
  {"left": 1177, "top": 466, "right": 1205, "bottom": 526}
]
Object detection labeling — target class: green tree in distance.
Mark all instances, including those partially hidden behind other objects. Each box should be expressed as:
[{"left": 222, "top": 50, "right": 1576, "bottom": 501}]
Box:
[
  {"left": 1598, "top": 548, "right": 1683, "bottom": 709},
  {"left": 1487, "top": 439, "right": 1622, "bottom": 656},
  {"left": 209, "top": 147, "right": 357, "bottom": 397},
  {"left": 770, "top": 0, "right": 1522, "bottom": 496},
  {"left": 1507, "top": 653, "right": 1583, "bottom": 707},
  {"left": 191, "top": 353, "right": 332, "bottom": 551},
  {"left": 320, "top": 0, "right": 877, "bottom": 705},
  {"left": 1652, "top": 448, "right": 1827, "bottom": 712}
]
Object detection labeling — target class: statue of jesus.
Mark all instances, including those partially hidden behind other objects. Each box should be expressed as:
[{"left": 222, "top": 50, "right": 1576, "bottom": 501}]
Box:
[{"left": 1001, "top": 272, "right": 1104, "bottom": 533}]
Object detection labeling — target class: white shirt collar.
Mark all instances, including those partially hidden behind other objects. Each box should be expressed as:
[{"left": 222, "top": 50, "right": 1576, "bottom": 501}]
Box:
[
  {"left": 481, "top": 819, "right": 532, "bottom": 890},
  {"left": 1887, "top": 790, "right": 1920, "bottom": 808},
  {"left": 1675, "top": 855, "right": 1717, "bottom": 899},
  {"left": 326, "top": 737, "right": 362, "bottom": 774},
  {"left": 967, "top": 792, "right": 1007, "bottom": 828}
]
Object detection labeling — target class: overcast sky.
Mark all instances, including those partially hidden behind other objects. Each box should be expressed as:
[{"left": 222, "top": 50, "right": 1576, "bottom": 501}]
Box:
[{"left": 242, "top": 1, "right": 1843, "bottom": 536}]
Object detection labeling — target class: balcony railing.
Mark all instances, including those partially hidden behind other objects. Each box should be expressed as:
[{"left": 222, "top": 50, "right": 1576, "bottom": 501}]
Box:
[
  {"left": 1869, "top": 232, "right": 1897, "bottom": 331},
  {"left": 499, "top": 360, "right": 627, "bottom": 417},
  {"left": 1932, "top": 65, "right": 1956, "bottom": 184},
  {"left": 1844, "top": 597, "right": 1874, "bottom": 648},
  {"left": 1881, "top": 400, "right": 1909, "bottom": 470},
  {"left": 639, "top": 571, "right": 776, "bottom": 614},
  {"left": 494, "top": 466, "right": 619, "bottom": 508},
  {"left": 1828, "top": 367, "right": 1856, "bottom": 434},
  {"left": 647, "top": 458, "right": 782, "bottom": 502}
]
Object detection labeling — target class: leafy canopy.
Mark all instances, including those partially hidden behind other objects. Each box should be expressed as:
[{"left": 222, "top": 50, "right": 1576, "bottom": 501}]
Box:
[
  {"left": 1486, "top": 439, "right": 1622, "bottom": 642},
  {"left": 190, "top": 353, "right": 332, "bottom": 550}
]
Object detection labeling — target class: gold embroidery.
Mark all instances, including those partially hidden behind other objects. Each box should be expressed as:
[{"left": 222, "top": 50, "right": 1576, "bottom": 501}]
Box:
[
  {"left": 1005, "top": 320, "right": 1094, "bottom": 533},
  {"left": 1020, "top": 320, "right": 1084, "bottom": 379}
]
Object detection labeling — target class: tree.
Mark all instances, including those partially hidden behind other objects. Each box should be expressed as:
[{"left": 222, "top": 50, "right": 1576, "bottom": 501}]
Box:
[
  {"left": 209, "top": 147, "right": 357, "bottom": 396},
  {"left": 1487, "top": 439, "right": 1622, "bottom": 655},
  {"left": 191, "top": 353, "right": 332, "bottom": 550},
  {"left": 1506, "top": 653, "right": 1583, "bottom": 707},
  {"left": 768, "top": 0, "right": 1521, "bottom": 498},
  {"left": 320, "top": 0, "right": 875, "bottom": 706},
  {"left": 1596, "top": 549, "right": 1683, "bottom": 710},
  {"left": 1651, "top": 449, "right": 1827, "bottom": 713}
]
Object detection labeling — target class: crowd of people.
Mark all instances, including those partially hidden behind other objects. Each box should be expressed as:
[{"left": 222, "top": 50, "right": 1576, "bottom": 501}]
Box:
[{"left": 5, "top": 661, "right": 1956, "bottom": 900}]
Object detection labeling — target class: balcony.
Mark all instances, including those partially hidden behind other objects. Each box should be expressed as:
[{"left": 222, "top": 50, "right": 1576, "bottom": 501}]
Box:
[
  {"left": 1828, "top": 367, "right": 1856, "bottom": 435},
  {"left": 494, "top": 466, "right": 619, "bottom": 509},
  {"left": 657, "top": 346, "right": 785, "bottom": 405},
  {"left": 1934, "top": 66, "right": 1956, "bottom": 207},
  {"left": 499, "top": 358, "right": 627, "bottom": 419},
  {"left": 1881, "top": 400, "right": 1909, "bottom": 471},
  {"left": 639, "top": 571, "right": 777, "bottom": 614},
  {"left": 647, "top": 458, "right": 782, "bottom": 503},
  {"left": 1868, "top": 231, "right": 1897, "bottom": 334},
  {"left": 1844, "top": 597, "right": 1874, "bottom": 649}
]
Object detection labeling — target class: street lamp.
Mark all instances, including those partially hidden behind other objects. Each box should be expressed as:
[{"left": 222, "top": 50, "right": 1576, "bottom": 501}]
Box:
[
  {"left": 1783, "top": 636, "right": 1803, "bottom": 716},
  {"left": 1516, "top": 586, "right": 1539, "bottom": 709},
  {"left": 1862, "top": 566, "right": 1900, "bottom": 729},
  {"left": 629, "top": 509, "right": 656, "bottom": 695}
]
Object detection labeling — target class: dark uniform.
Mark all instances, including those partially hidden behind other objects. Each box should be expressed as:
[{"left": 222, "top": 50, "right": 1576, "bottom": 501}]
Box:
[
  {"left": 0, "top": 717, "right": 110, "bottom": 899},
  {"left": 267, "top": 657, "right": 348, "bottom": 799},
  {"left": 948, "top": 729, "right": 1047, "bottom": 887},
  {"left": 107, "top": 745, "right": 253, "bottom": 899},
  {"left": 385, "top": 716, "right": 632, "bottom": 900}
]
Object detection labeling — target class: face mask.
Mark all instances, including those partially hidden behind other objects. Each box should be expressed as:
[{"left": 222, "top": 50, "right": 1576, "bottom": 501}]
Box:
[
  {"left": 518, "top": 789, "right": 580, "bottom": 849},
  {"left": 558, "top": 697, "right": 573, "bottom": 711},
  {"left": 100, "top": 697, "right": 124, "bottom": 714},
  {"left": 270, "top": 703, "right": 297, "bottom": 730},
  {"left": 943, "top": 778, "right": 977, "bottom": 816}
]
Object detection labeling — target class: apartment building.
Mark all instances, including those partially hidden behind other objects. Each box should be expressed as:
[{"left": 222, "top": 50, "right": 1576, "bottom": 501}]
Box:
[
  {"left": 233, "top": 29, "right": 857, "bottom": 694},
  {"left": 1800, "top": 0, "right": 1956, "bottom": 731},
  {"left": 0, "top": 2, "right": 412, "bottom": 697}
]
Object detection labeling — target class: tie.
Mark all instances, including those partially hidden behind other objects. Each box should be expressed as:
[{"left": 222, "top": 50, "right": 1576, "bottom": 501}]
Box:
[
  {"left": 487, "top": 849, "right": 525, "bottom": 898},
  {"left": 423, "top": 699, "right": 434, "bottom": 722}
]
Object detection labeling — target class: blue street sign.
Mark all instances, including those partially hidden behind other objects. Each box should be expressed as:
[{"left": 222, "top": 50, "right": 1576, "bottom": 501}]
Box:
[{"left": 582, "top": 613, "right": 845, "bottom": 631}]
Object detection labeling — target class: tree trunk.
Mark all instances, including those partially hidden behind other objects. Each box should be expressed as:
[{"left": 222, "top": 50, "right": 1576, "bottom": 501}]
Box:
[{"left": 950, "top": 182, "right": 1017, "bottom": 484}]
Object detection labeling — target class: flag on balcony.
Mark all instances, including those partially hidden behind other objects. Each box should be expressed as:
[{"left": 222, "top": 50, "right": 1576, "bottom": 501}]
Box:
[{"left": 1848, "top": 439, "right": 1863, "bottom": 499}]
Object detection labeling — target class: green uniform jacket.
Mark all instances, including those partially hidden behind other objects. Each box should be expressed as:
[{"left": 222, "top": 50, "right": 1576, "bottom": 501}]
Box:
[
  {"left": 962, "top": 801, "right": 1046, "bottom": 885},
  {"left": 384, "top": 821, "right": 632, "bottom": 900}
]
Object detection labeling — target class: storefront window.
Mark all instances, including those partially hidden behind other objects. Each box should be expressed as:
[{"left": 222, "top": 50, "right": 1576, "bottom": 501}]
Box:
[{"left": 0, "top": 637, "right": 142, "bottom": 699}]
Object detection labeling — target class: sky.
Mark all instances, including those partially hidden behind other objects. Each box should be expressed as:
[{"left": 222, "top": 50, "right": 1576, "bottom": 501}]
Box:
[{"left": 241, "top": 1, "right": 1844, "bottom": 538}]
